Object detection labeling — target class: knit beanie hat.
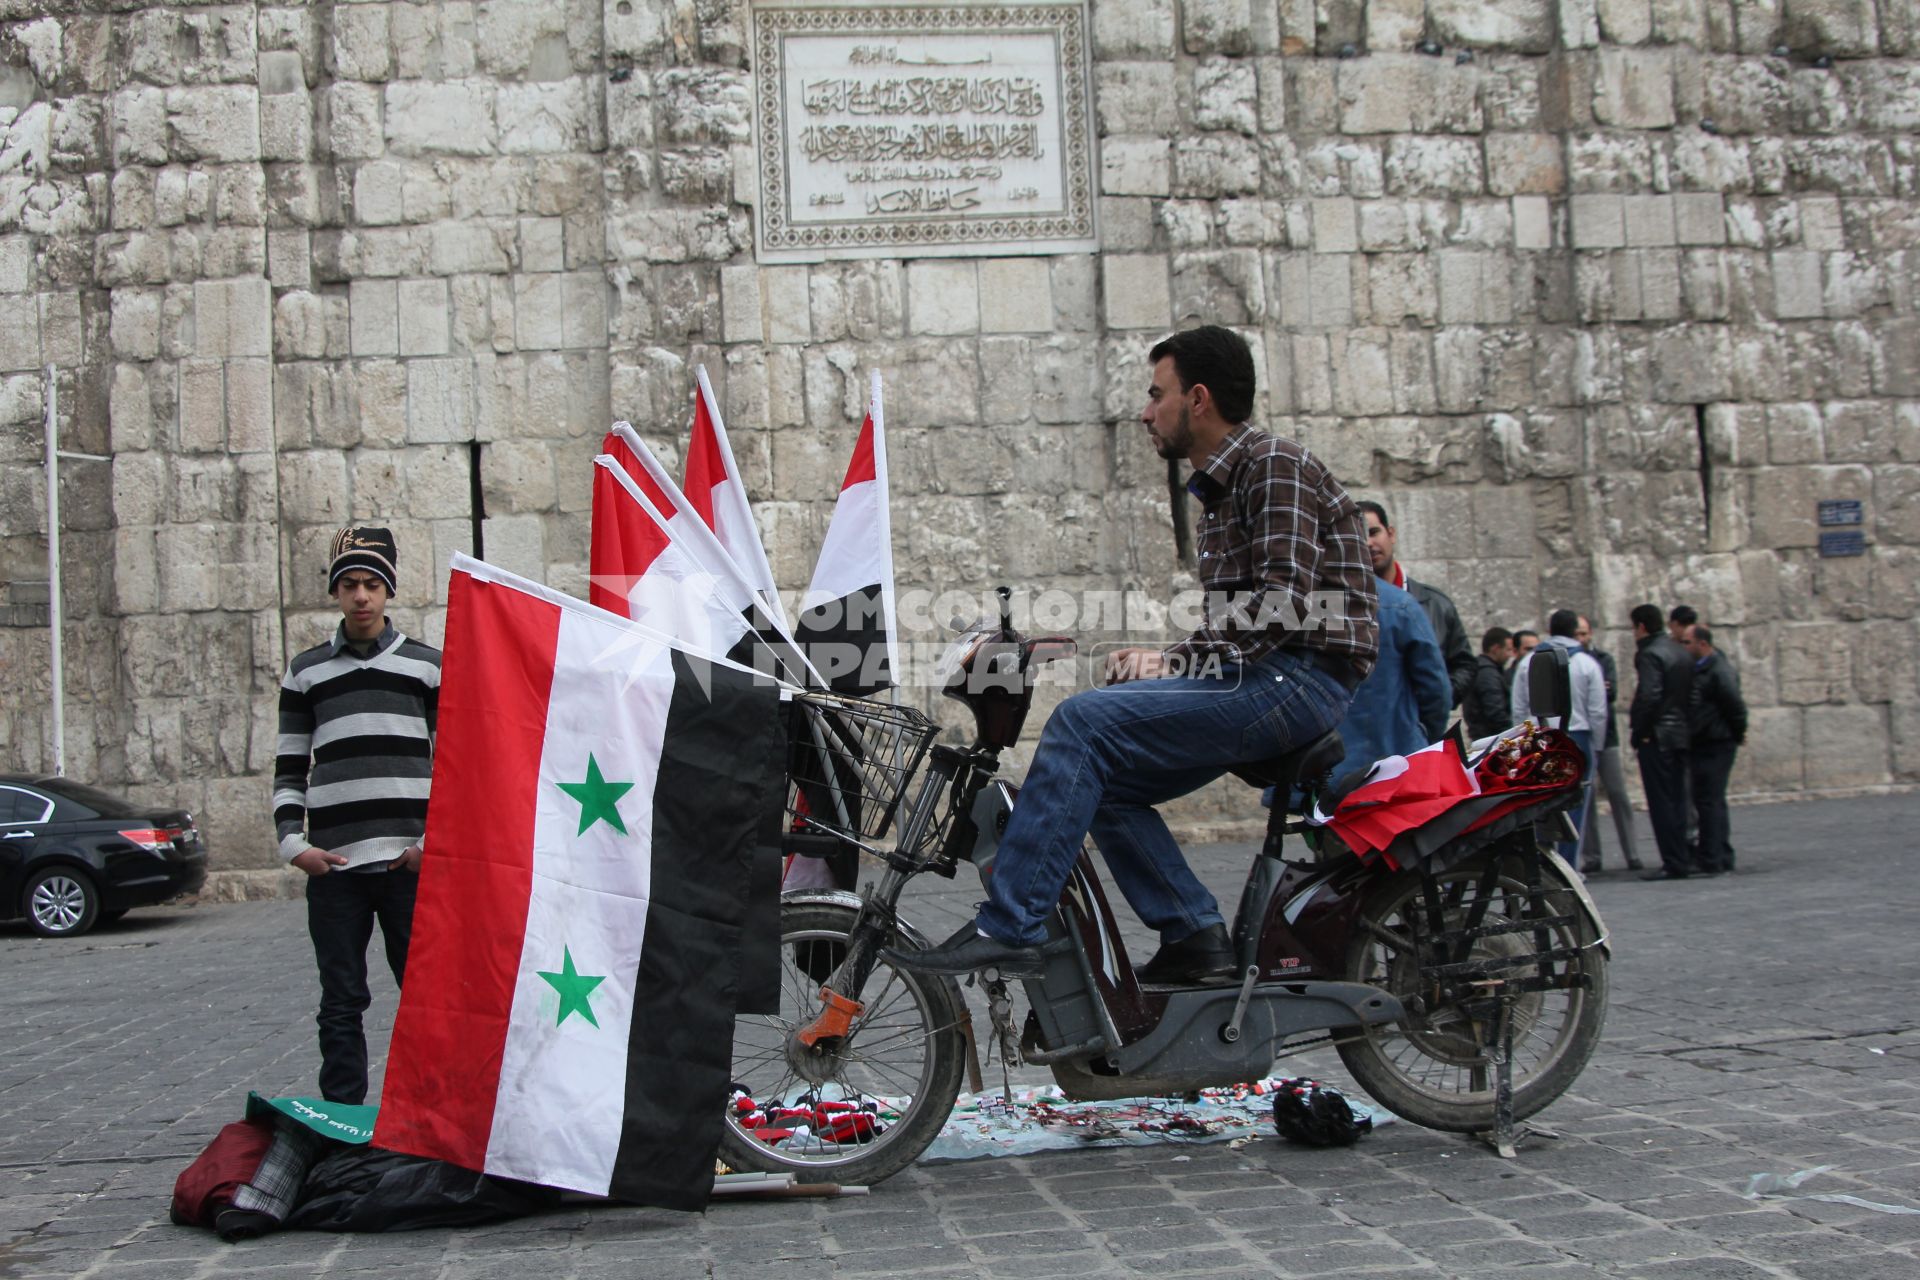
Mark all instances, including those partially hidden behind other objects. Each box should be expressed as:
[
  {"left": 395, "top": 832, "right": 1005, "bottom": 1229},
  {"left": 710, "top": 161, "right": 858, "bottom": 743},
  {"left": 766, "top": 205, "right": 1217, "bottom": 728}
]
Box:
[{"left": 327, "top": 526, "right": 398, "bottom": 595}]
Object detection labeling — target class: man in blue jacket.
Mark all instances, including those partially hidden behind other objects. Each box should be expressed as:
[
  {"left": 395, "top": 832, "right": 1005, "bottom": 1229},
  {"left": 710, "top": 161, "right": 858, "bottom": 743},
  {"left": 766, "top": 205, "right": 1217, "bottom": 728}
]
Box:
[{"left": 1336, "top": 578, "right": 1453, "bottom": 781}]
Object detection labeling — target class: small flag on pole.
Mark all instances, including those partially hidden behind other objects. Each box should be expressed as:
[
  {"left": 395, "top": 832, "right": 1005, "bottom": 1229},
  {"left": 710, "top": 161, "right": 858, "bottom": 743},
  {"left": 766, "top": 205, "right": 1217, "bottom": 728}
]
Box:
[
  {"left": 796, "top": 372, "right": 897, "bottom": 696},
  {"left": 683, "top": 366, "right": 787, "bottom": 630}
]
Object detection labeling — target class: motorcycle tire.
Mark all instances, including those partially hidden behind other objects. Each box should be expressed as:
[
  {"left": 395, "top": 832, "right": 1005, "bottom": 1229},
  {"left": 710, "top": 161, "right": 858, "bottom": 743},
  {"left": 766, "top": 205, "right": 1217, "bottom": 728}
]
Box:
[
  {"left": 1336, "top": 847, "right": 1608, "bottom": 1134},
  {"left": 718, "top": 901, "right": 967, "bottom": 1186}
]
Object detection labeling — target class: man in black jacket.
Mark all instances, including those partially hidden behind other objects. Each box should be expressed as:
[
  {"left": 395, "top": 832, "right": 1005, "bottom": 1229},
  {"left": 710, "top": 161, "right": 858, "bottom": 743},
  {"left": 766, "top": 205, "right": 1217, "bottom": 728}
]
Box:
[
  {"left": 1358, "top": 501, "right": 1474, "bottom": 710},
  {"left": 1684, "top": 625, "right": 1747, "bottom": 875},
  {"left": 1629, "top": 602, "right": 1694, "bottom": 880},
  {"left": 1465, "top": 627, "right": 1514, "bottom": 741}
]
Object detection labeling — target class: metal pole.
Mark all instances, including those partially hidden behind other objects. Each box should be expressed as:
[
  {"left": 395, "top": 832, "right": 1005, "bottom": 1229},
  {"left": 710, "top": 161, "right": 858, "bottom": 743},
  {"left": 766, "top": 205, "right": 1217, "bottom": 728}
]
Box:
[{"left": 44, "top": 364, "right": 62, "bottom": 776}]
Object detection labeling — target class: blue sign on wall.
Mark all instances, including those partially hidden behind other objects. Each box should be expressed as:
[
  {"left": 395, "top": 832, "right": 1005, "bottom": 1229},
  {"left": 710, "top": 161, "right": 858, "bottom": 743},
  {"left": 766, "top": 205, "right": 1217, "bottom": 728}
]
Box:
[
  {"left": 1819, "top": 530, "right": 1866, "bottom": 558},
  {"left": 1818, "top": 499, "right": 1863, "bottom": 527}
]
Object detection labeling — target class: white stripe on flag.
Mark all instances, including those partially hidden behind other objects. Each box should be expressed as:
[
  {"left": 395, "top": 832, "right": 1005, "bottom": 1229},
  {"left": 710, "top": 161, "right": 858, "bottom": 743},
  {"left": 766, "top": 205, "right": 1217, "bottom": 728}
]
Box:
[{"left": 483, "top": 608, "right": 672, "bottom": 1195}]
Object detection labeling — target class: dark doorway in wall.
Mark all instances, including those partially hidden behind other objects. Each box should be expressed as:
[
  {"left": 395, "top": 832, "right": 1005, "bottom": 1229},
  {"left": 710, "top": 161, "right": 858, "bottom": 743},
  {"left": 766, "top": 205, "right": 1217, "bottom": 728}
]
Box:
[{"left": 469, "top": 442, "right": 486, "bottom": 559}]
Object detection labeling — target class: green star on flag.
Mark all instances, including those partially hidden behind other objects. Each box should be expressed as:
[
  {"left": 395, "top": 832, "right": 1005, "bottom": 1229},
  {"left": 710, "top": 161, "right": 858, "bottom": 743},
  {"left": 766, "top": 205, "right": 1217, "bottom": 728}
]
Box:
[
  {"left": 537, "top": 946, "right": 606, "bottom": 1028},
  {"left": 558, "top": 753, "right": 633, "bottom": 836}
]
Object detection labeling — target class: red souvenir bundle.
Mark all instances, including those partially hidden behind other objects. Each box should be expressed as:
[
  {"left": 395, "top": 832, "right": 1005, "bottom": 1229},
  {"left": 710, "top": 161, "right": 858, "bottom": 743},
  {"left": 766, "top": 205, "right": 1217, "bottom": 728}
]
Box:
[{"left": 1321, "top": 724, "right": 1586, "bottom": 871}]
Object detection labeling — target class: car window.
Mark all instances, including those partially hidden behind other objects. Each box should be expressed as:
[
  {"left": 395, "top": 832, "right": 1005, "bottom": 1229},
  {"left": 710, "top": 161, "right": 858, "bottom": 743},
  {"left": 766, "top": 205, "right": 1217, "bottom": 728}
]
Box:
[
  {"left": 0, "top": 786, "right": 54, "bottom": 825},
  {"left": 28, "top": 778, "right": 144, "bottom": 819}
]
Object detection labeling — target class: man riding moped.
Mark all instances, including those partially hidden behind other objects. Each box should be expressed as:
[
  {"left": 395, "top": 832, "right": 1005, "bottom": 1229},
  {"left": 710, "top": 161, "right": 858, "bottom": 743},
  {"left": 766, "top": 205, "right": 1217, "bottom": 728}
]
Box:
[{"left": 891, "top": 325, "right": 1381, "bottom": 986}]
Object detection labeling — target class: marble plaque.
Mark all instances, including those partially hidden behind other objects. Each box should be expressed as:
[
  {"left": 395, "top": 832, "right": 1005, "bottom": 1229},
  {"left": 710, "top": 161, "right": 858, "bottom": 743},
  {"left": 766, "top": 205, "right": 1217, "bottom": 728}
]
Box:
[{"left": 751, "top": 2, "right": 1097, "bottom": 262}]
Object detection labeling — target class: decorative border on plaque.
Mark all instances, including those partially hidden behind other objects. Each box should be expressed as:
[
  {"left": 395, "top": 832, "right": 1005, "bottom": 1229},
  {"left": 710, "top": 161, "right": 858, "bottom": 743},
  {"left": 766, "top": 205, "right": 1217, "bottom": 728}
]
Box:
[{"left": 751, "top": 3, "right": 1096, "bottom": 261}]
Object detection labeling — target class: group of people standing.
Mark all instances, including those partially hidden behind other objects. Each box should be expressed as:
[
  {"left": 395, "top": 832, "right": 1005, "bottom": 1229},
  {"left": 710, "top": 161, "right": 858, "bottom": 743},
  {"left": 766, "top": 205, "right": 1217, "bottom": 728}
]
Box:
[{"left": 1341, "top": 504, "right": 1750, "bottom": 882}]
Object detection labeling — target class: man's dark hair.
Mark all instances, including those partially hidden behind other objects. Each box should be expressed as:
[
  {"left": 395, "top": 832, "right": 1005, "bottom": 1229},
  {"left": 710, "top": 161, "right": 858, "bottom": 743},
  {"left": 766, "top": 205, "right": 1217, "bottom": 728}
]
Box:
[
  {"left": 1355, "top": 499, "right": 1389, "bottom": 528},
  {"left": 1482, "top": 626, "right": 1513, "bottom": 653},
  {"left": 1514, "top": 629, "right": 1538, "bottom": 644},
  {"left": 1669, "top": 604, "right": 1698, "bottom": 627},
  {"left": 1548, "top": 609, "right": 1579, "bottom": 638},
  {"left": 1630, "top": 603, "right": 1664, "bottom": 634},
  {"left": 1692, "top": 624, "right": 1713, "bottom": 646},
  {"left": 1147, "top": 325, "right": 1257, "bottom": 424}
]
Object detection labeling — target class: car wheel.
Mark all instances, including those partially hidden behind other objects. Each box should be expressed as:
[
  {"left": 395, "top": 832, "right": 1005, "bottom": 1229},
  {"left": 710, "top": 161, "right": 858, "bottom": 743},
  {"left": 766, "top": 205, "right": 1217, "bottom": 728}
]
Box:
[{"left": 24, "top": 868, "right": 100, "bottom": 938}]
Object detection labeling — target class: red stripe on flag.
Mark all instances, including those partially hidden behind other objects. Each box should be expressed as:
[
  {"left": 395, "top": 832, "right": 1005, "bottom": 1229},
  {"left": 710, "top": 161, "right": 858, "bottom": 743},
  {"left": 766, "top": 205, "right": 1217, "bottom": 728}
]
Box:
[
  {"left": 682, "top": 395, "right": 724, "bottom": 529},
  {"left": 373, "top": 569, "right": 560, "bottom": 1172},
  {"left": 604, "top": 429, "right": 679, "bottom": 518},
  {"left": 840, "top": 413, "right": 876, "bottom": 489},
  {"left": 588, "top": 460, "right": 670, "bottom": 616}
]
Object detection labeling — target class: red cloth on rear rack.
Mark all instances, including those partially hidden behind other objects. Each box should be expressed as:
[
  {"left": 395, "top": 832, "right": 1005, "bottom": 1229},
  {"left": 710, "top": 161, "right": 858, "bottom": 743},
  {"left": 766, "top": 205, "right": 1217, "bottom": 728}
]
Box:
[{"left": 1323, "top": 727, "right": 1585, "bottom": 869}]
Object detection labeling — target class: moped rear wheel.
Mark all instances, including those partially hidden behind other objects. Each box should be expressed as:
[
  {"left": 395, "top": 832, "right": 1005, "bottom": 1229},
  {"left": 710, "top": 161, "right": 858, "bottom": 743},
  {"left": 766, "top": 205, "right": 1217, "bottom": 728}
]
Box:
[
  {"left": 719, "top": 901, "right": 967, "bottom": 1185},
  {"left": 1336, "top": 847, "right": 1607, "bottom": 1133}
]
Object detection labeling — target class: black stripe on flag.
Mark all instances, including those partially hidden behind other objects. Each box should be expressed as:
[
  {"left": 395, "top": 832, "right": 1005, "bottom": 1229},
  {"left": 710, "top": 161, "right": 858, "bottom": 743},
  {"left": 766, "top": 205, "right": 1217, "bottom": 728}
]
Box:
[
  {"left": 609, "top": 649, "right": 785, "bottom": 1210},
  {"left": 795, "top": 582, "right": 892, "bottom": 696}
]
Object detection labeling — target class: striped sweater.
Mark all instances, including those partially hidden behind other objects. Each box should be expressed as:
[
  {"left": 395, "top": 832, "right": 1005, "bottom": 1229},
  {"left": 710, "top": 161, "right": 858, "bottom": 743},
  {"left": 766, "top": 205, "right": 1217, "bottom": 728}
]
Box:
[{"left": 274, "top": 624, "right": 442, "bottom": 868}]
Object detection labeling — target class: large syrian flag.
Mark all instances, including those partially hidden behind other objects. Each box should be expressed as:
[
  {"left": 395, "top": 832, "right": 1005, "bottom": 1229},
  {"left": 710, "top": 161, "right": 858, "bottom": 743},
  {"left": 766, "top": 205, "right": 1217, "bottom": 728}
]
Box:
[
  {"left": 373, "top": 555, "right": 785, "bottom": 1207},
  {"left": 796, "top": 372, "right": 898, "bottom": 696},
  {"left": 682, "top": 366, "right": 786, "bottom": 630}
]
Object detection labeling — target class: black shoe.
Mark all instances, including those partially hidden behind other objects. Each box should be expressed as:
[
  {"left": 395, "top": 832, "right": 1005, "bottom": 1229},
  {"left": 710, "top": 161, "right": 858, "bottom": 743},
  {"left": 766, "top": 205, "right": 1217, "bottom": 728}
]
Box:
[
  {"left": 1639, "top": 868, "right": 1689, "bottom": 881},
  {"left": 882, "top": 929, "right": 1043, "bottom": 979},
  {"left": 1580, "top": 861, "right": 1602, "bottom": 874},
  {"left": 1137, "top": 923, "right": 1237, "bottom": 986}
]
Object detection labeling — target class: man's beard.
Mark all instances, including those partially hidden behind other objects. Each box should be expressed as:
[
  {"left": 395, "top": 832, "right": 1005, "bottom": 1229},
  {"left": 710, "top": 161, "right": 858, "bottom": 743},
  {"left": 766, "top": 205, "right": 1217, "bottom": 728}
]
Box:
[{"left": 1153, "top": 405, "right": 1195, "bottom": 460}]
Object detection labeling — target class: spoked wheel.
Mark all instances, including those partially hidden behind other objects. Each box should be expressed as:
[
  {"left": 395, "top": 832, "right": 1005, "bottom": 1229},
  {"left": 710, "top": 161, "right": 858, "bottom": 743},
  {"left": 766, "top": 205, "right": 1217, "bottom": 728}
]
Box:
[
  {"left": 1337, "top": 846, "right": 1607, "bottom": 1132},
  {"left": 25, "top": 868, "right": 99, "bottom": 938},
  {"left": 719, "top": 901, "right": 967, "bottom": 1185}
]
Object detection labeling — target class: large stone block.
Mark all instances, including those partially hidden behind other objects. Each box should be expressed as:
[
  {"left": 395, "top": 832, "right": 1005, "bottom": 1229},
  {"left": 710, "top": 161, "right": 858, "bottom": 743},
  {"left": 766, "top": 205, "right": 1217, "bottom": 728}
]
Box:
[
  {"left": 1733, "top": 706, "right": 1804, "bottom": 791},
  {"left": 1192, "top": 58, "right": 1258, "bottom": 134},
  {"left": 160, "top": 87, "right": 260, "bottom": 163},
  {"left": 1171, "top": 134, "right": 1260, "bottom": 196},
  {"left": 1184, "top": 0, "right": 1254, "bottom": 52},
  {"left": 1750, "top": 463, "right": 1871, "bottom": 549},
  {"left": 1876, "top": 464, "right": 1920, "bottom": 545},
  {"left": 1339, "top": 57, "right": 1484, "bottom": 136},
  {"left": 277, "top": 449, "right": 350, "bottom": 524},
  {"left": 1429, "top": 0, "right": 1556, "bottom": 50},
  {"left": 497, "top": 80, "right": 599, "bottom": 155},
  {"left": 332, "top": 4, "right": 391, "bottom": 80},
  {"left": 348, "top": 278, "right": 398, "bottom": 356},
  {"left": 398, "top": 278, "right": 450, "bottom": 356},
  {"left": 1092, "top": 0, "right": 1176, "bottom": 56},
  {"left": 1802, "top": 703, "right": 1890, "bottom": 787},
  {"left": 979, "top": 259, "right": 1052, "bottom": 334},
  {"left": 407, "top": 358, "right": 475, "bottom": 443},
  {"left": 1781, "top": 0, "right": 1880, "bottom": 56},
  {"left": 906, "top": 261, "right": 978, "bottom": 337},
  {"left": 386, "top": 82, "right": 496, "bottom": 156},
  {"left": 1487, "top": 134, "right": 1565, "bottom": 196},
  {"left": 1102, "top": 254, "right": 1172, "bottom": 330},
  {"left": 1593, "top": 48, "right": 1675, "bottom": 128}
]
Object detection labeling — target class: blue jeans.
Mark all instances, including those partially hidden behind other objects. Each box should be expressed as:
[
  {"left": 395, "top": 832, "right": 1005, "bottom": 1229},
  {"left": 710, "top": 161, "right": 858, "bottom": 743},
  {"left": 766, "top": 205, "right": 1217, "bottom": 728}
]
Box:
[
  {"left": 1558, "top": 729, "right": 1595, "bottom": 863},
  {"left": 976, "top": 650, "right": 1350, "bottom": 947}
]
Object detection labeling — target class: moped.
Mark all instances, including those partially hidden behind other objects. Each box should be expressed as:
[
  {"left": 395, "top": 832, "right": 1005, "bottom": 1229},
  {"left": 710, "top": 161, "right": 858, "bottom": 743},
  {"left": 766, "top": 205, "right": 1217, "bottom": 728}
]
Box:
[{"left": 722, "top": 591, "right": 1609, "bottom": 1184}]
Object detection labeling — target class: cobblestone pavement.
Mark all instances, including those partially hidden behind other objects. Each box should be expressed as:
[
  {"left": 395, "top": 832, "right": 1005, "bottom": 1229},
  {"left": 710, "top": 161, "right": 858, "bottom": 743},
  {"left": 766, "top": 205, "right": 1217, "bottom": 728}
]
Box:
[{"left": 5, "top": 793, "right": 1920, "bottom": 1279}]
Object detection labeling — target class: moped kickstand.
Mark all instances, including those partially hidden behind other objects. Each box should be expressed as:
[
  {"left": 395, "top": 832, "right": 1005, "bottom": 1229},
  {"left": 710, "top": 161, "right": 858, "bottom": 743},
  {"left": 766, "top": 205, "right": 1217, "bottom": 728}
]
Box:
[{"left": 1473, "top": 979, "right": 1560, "bottom": 1159}]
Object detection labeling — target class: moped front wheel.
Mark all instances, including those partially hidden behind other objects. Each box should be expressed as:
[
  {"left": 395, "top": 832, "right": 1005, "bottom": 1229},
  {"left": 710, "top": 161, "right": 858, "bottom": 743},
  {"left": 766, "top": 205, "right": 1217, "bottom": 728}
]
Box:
[
  {"left": 1336, "top": 847, "right": 1608, "bottom": 1133},
  {"left": 719, "top": 901, "right": 968, "bottom": 1185}
]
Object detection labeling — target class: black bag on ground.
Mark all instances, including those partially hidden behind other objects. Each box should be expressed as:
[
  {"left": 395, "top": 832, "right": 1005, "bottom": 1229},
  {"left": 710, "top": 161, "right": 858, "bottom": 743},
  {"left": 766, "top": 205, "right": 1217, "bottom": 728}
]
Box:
[{"left": 284, "top": 1145, "right": 561, "bottom": 1233}]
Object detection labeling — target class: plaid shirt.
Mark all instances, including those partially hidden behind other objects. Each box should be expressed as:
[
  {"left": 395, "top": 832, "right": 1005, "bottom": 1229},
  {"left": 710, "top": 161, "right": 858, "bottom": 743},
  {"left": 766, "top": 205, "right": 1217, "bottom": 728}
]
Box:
[{"left": 1164, "top": 426, "right": 1380, "bottom": 679}]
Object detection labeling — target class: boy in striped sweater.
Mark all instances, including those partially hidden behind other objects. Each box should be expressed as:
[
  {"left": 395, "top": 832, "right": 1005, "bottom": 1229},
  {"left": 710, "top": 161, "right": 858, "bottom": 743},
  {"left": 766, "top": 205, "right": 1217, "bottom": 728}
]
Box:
[{"left": 274, "top": 527, "right": 442, "bottom": 1105}]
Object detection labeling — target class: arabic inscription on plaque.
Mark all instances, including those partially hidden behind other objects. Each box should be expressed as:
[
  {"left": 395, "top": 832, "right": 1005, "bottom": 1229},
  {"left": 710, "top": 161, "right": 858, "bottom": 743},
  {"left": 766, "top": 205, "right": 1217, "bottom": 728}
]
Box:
[{"left": 752, "top": 3, "right": 1096, "bottom": 262}]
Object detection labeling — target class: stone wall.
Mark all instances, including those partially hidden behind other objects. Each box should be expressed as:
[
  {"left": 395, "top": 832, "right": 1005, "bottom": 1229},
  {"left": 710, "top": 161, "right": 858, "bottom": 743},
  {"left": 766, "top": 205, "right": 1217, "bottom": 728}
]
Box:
[{"left": 0, "top": 0, "right": 1914, "bottom": 874}]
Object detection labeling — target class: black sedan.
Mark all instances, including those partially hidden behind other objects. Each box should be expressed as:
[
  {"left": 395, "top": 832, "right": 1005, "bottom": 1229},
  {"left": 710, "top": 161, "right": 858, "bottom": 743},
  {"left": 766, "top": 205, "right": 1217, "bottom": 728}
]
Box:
[{"left": 1, "top": 775, "right": 208, "bottom": 937}]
